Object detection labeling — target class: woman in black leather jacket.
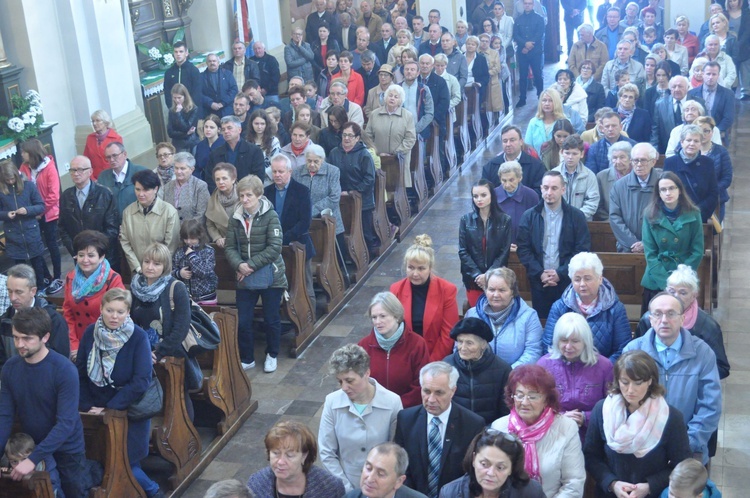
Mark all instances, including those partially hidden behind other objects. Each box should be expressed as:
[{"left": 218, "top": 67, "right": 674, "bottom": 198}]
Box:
[{"left": 458, "top": 179, "right": 512, "bottom": 307}]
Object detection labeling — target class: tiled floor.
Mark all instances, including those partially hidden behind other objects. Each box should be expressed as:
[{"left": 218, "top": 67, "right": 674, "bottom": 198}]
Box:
[{"left": 167, "top": 63, "right": 747, "bottom": 496}]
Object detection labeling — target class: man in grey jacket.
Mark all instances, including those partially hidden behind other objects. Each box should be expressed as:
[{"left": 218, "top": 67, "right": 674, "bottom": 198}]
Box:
[
  {"left": 440, "top": 32, "right": 467, "bottom": 91},
  {"left": 609, "top": 142, "right": 660, "bottom": 253},
  {"left": 344, "top": 443, "right": 428, "bottom": 498}
]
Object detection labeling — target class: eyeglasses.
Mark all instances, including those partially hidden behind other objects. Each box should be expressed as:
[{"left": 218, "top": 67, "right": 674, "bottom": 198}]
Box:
[
  {"left": 631, "top": 158, "right": 652, "bottom": 164},
  {"left": 157, "top": 152, "right": 174, "bottom": 159},
  {"left": 650, "top": 310, "right": 682, "bottom": 320},
  {"left": 513, "top": 391, "right": 543, "bottom": 402},
  {"left": 342, "top": 133, "right": 357, "bottom": 139},
  {"left": 69, "top": 167, "right": 91, "bottom": 174},
  {"left": 666, "top": 286, "right": 692, "bottom": 297},
  {"left": 104, "top": 152, "right": 123, "bottom": 161},
  {"left": 659, "top": 186, "right": 678, "bottom": 193},
  {"left": 330, "top": 91, "right": 345, "bottom": 96}
]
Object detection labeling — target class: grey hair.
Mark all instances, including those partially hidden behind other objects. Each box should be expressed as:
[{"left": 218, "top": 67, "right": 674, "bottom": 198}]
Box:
[
  {"left": 578, "top": 23, "right": 594, "bottom": 35},
  {"left": 704, "top": 34, "right": 720, "bottom": 45},
  {"left": 632, "top": 142, "right": 658, "bottom": 160},
  {"left": 361, "top": 50, "right": 376, "bottom": 63},
  {"left": 305, "top": 143, "right": 326, "bottom": 160},
  {"left": 6, "top": 264, "right": 36, "bottom": 289},
  {"left": 270, "top": 153, "right": 293, "bottom": 171},
  {"left": 607, "top": 141, "right": 632, "bottom": 161},
  {"left": 680, "top": 124, "right": 703, "bottom": 141},
  {"left": 616, "top": 39, "right": 633, "bottom": 49},
  {"left": 204, "top": 479, "right": 255, "bottom": 498},
  {"left": 173, "top": 151, "right": 196, "bottom": 169},
  {"left": 651, "top": 42, "right": 666, "bottom": 54},
  {"left": 682, "top": 100, "right": 705, "bottom": 116},
  {"left": 548, "top": 312, "right": 599, "bottom": 366},
  {"left": 419, "top": 54, "right": 434, "bottom": 64},
  {"left": 567, "top": 251, "right": 603, "bottom": 279},
  {"left": 666, "top": 264, "right": 700, "bottom": 294},
  {"left": 221, "top": 115, "right": 242, "bottom": 127},
  {"left": 669, "top": 75, "right": 690, "bottom": 88},
  {"left": 465, "top": 35, "right": 480, "bottom": 47},
  {"left": 419, "top": 361, "right": 459, "bottom": 389},
  {"left": 433, "top": 53, "right": 448, "bottom": 65},
  {"left": 385, "top": 84, "right": 405, "bottom": 103},
  {"left": 90, "top": 109, "right": 113, "bottom": 128},
  {"left": 618, "top": 83, "right": 640, "bottom": 99},
  {"left": 328, "top": 343, "right": 371, "bottom": 376},
  {"left": 367, "top": 291, "right": 405, "bottom": 323},
  {"left": 498, "top": 160, "right": 522, "bottom": 179},
  {"left": 371, "top": 443, "right": 409, "bottom": 476},
  {"left": 330, "top": 80, "right": 348, "bottom": 94},
  {"left": 253, "top": 41, "right": 266, "bottom": 50}
]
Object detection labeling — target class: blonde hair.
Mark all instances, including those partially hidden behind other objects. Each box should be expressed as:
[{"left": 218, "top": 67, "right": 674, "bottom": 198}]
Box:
[
  {"left": 403, "top": 234, "right": 435, "bottom": 271},
  {"left": 669, "top": 459, "right": 707, "bottom": 495},
  {"left": 536, "top": 89, "right": 566, "bottom": 120},
  {"left": 141, "top": 243, "right": 173, "bottom": 275},
  {"left": 170, "top": 83, "right": 196, "bottom": 113},
  {"left": 236, "top": 174, "right": 264, "bottom": 197},
  {"left": 101, "top": 288, "right": 133, "bottom": 310}
]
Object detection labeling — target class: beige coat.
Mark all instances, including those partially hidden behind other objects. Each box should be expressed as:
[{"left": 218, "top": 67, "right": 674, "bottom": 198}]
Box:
[
  {"left": 205, "top": 189, "right": 238, "bottom": 242},
  {"left": 480, "top": 48, "right": 504, "bottom": 112},
  {"left": 568, "top": 39, "right": 610, "bottom": 81},
  {"left": 119, "top": 197, "right": 180, "bottom": 272},
  {"left": 364, "top": 106, "right": 416, "bottom": 187},
  {"left": 357, "top": 12, "right": 383, "bottom": 42}
]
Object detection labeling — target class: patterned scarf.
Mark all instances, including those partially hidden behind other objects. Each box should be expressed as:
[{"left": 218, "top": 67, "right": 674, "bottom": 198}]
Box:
[
  {"left": 508, "top": 406, "right": 556, "bottom": 482},
  {"left": 374, "top": 322, "right": 405, "bottom": 352},
  {"left": 576, "top": 295, "right": 599, "bottom": 317},
  {"left": 602, "top": 394, "right": 669, "bottom": 457},
  {"left": 130, "top": 274, "right": 171, "bottom": 303},
  {"left": 482, "top": 296, "right": 514, "bottom": 329},
  {"left": 156, "top": 165, "right": 174, "bottom": 185},
  {"left": 72, "top": 259, "right": 112, "bottom": 303},
  {"left": 618, "top": 105, "right": 635, "bottom": 131},
  {"left": 218, "top": 185, "right": 239, "bottom": 209},
  {"left": 87, "top": 316, "right": 135, "bottom": 387}
]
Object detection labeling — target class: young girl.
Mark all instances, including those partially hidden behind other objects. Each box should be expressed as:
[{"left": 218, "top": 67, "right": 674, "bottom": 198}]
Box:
[
  {"left": 20, "top": 139, "right": 63, "bottom": 295},
  {"left": 172, "top": 219, "right": 218, "bottom": 305},
  {"left": 167, "top": 83, "right": 201, "bottom": 152},
  {"left": 305, "top": 80, "right": 323, "bottom": 110},
  {"left": 246, "top": 109, "right": 280, "bottom": 185}
]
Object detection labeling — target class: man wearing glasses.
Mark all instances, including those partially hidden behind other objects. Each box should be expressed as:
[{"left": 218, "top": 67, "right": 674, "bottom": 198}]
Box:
[
  {"left": 97, "top": 142, "right": 147, "bottom": 218},
  {"left": 58, "top": 156, "right": 119, "bottom": 270},
  {"left": 624, "top": 292, "right": 721, "bottom": 465}
]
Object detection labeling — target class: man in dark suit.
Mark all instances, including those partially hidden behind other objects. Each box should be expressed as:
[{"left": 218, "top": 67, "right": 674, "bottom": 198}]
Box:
[
  {"left": 337, "top": 12, "right": 358, "bottom": 50},
  {"left": 163, "top": 40, "right": 202, "bottom": 110},
  {"left": 250, "top": 41, "right": 281, "bottom": 103},
  {"left": 264, "top": 155, "right": 316, "bottom": 315},
  {"left": 306, "top": 0, "right": 337, "bottom": 43},
  {"left": 201, "top": 53, "right": 238, "bottom": 117},
  {"left": 394, "top": 362, "right": 485, "bottom": 498},
  {"left": 688, "top": 61, "right": 736, "bottom": 142},
  {"left": 372, "top": 23, "right": 396, "bottom": 65},
  {"left": 418, "top": 54, "right": 449, "bottom": 174},
  {"left": 650, "top": 75, "right": 704, "bottom": 154},
  {"left": 418, "top": 24, "right": 444, "bottom": 57},
  {"left": 206, "top": 115, "right": 265, "bottom": 192},
  {"left": 481, "top": 125, "right": 546, "bottom": 197},
  {"left": 97, "top": 142, "right": 148, "bottom": 217},
  {"left": 357, "top": 50, "right": 381, "bottom": 97}
]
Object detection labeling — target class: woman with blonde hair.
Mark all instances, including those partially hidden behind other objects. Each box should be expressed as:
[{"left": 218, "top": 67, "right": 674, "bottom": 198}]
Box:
[
  {"left": 524, "top": 89, "right": 566, "bottom": 154},
  {"left": 387, "top": 29, "right": 415, "bottom": 66},
  {"left": 84, "top": 109, "right": 123, "bottom": 180},
  {"left": 167, "top": 83, "right": 200, "bottom": 152},
  {"left": 389, "top": 234, "right": 459, "bottom": 361}
]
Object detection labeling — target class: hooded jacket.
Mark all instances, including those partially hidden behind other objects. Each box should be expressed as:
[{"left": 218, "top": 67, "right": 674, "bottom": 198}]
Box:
[{"left": 329, "top": 141, "right": 376, "bottom": 211}]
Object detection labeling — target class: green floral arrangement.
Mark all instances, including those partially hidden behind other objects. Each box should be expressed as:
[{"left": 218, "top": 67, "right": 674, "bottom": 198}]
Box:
[
  {"left": 0, "top": 90, "right": 44, "bottom": 142},
  {"left": 136, "top": 27, "right": 186, "bottom": 69}
]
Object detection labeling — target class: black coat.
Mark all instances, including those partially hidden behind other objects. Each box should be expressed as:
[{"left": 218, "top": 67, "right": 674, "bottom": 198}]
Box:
[
  {"left": 164, "top": 61, "right": 202, "bottom": 110},
  {"left": 0, "top": 182, "right": 45, "bottom": 260},
  {"left": 394, "top": 403, "right": 486, "bottom": 495},
  {"left": 358, "top": 64, "right": 381, "bottom": 97},
  {"left": 59, "top": 181, "right": 119, "bottom": 257},
  {"left": 517, "top": 199, "right": 591, "bottom": 280},
  {"left": 481, "top": 151, "right": 546, "bottom": 197},
  {"left": 206, "top": 139, "right": 266, "bottom": 192},
  {"left": 0, "top": 297, "right": 70, "bottom": 367},
  {"left": 420, "top": 72, "right": 450, "bottom": 126},
  {"left": 585, "top": 81, "right": 606, "bottom": 123},
  {"left": 312, "top": 39, "right": 342, "bottom": 73},
  {"left": 641, "top": 86, "right": 669, "bottom": 117},
  {"left": 372, "top": 38, "right": 397, "bottom": 65},
  {"left": 663, "top": 153, "right": 718, "bottom": 223},
  {"left": 318, "top": 127, "right": 342, "bottom": 156},
  {"left": 167, "top": 107, "right": 201, "bottom": 151},
  {"left": 621, "top": 108, "right": 652, "bottom": 143},
  {"left": 249, "top": 53, "right": 281, "bottom": 96},
  {"left": 264, "top": 179, "right": 315, "bottom": 259},
  {"left": 443, "top": 349, "right": 511, "bottom": 424},
  {"left": 200, "top": 68, "right": 239, "bottom": 118},
  {"left": 458, "top": 210, "right": 512, "bottom": 290},
  {"left": 306, "top": 10, "right": 338, "bottom": 45},
  {"left": 328, "top": 141, "right": 376, "bottom": 210}
]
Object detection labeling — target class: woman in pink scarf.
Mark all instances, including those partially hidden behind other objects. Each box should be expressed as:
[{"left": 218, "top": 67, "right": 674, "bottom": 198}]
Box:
[
  {"left": 83, "top": 109, "right": 123, "bottom": 180},
  {"left": 583, "top": 351, "right": 692, "bottom": 498},
  {"left": 490, "top": 365, "right": 585, "bottom": 497}
]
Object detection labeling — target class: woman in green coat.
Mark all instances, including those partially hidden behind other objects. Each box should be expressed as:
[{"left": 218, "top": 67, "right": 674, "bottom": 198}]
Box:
[
  {"left": 225, "top": 174, "right": 288, "bottom": 373},
  {"left": 640, "top": 171, "right": 704, "bottom": 314}
]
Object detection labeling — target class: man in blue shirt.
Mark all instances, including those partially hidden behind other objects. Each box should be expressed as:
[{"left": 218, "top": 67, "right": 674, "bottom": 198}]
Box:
[{"left": 0, "top": 308, "right": 87, "bottom": 497}]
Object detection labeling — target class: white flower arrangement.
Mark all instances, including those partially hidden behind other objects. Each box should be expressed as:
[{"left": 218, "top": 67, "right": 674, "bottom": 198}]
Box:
[{"left": 0, "top": 90, "right": 44, "bottom": 141}]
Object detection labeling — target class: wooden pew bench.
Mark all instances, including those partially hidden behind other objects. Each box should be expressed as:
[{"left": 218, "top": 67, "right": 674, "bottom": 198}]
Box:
[
  {"left": 465, "top": 84, "right": 483, "bottom": 147},
  {"left": 380, "top": 154, "right": 411, "bottom": 229},
  {"left": 340, "top": 191, "right": 370, "bottom": 282},
  {"left": 0, "top": 472, "right": 55, "bottom": 498},
  {"left": 425, "top": 122, "right": 444, "bottom": 193},
  {"left": 373, "top": 169, "right": 396, "bottom": 250},
  {"left": 309, "top": 215, "right": 346, "bottom": 312},
  {"left": 454, "top": 97, "right": 470, "bottom": 163},
  {"left": 408, "top": 138, "right": 428, "bottom": 214},
  {"left": 445, "top": 109, "right": 458, "bottom": 173}
]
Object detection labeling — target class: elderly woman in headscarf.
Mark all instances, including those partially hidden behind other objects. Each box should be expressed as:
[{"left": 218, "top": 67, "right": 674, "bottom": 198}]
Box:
[{"left": 542, "top": 252, "right": 631, "bottom": 362}]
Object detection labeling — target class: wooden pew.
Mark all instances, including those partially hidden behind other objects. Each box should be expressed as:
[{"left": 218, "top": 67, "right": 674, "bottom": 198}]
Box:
[
  {"left": 445, "top": 108, "right": 458, "bottom": 173},
  {"left": 380, "top": 154, "right": 411, "bottom": 228},
  {"left": 340, "top": 191, "right": 370, "bottom": 282},
  {"left": 82, "top": 409, "right": 147, "bottom": 497},
  {"left": 409, "top": 138, "right": 429, "bottom": 214},
  {"left": 150, "top": 357, "right": 202, "bottom": 490},
  {"left": 0, "top": 472, "right": 55, "bottom": 498},
  {"left": 465, "top": 84, "right": 483, "bottom": 146},
  {"left": 373, "top": 169, "right": 396, "bottom": 250},
  {"left": 192, "top": 308, "right": 255, "bottom": 436},
  {"left": 454, "top": 97, "right": 470, "bottom": 162},
  {"left": 309, "top": 215, "right": 345, "bottom": 312},
  {"left": 425, "top": 121, "right": 444, "bottom": 192}
]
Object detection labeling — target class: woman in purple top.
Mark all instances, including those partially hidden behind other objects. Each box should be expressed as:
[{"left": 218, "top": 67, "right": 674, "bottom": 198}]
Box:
[
  {"left": 493, "top": 161, "right": 539, "bottom": 248},
  {"left": 537, "top": 312, "right": 613, "bottom": 442}
]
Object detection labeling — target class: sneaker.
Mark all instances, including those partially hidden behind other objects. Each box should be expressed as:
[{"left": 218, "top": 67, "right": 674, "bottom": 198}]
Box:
[
  {"left": 35, "top": 288, "right": 47, "bottom": 299},
  {"left": 264, "top": 354, "right": 277, "bottom": 373},
  {"left": 46, "top": 278, "right": 64, "bottom": 295},
  {"left": 241, "top": 361, "right": 256, "bottom": 370}
]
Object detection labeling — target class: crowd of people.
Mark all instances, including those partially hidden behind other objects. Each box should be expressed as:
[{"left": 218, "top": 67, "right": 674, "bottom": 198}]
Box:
[{"left": 0, "top": 0, "right": 740, "bottom": 497}]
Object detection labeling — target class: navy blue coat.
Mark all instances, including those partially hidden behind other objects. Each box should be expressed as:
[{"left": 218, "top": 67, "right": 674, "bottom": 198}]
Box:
[
  {"left": 420, "top": 72, "right": 449, "bottom": 127},
  {"left": 482, "top": 151, "right": 546, "bottom": 197},
  {"left": 264, "top": 179, "right": 315, "bottom": 259},
  {"left": 164, "top": 61, "right": 202, "bottom": 110},
  {"left": 200, "top": 68, "right": 238, "bottom": 118},
  {"left": 621, "top": 108, "right": 652, "bottom": 143},
  {"left": 206, "top": 139, "right": 266, "bottom": 192},
  {"left": 663, "top": 153, "right": 718, "bottom": 223},
  {"left": 585, "top": 81, "right": 606, "bottom": 123},
  {"left": 688, "top": 84, "right": 736, "bottom": 134},
  {"left": 0, "top": 181, "right": 45, "bottom": 260},
  {"left": 443, "top": 348, "right": 511, "bottom": 424}
]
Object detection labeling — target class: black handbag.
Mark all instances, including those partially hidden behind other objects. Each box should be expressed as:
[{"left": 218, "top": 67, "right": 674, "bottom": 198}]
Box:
[
  {"left": 128, "top": 375, "right": 164, "bottom": 421},
  {"left": 168, "top": 281, "right": 221, "bottom": 357}
]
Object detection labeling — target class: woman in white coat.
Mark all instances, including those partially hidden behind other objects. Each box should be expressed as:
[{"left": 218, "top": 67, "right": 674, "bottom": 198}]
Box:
[
  {"left": 317, "top": 344, "right": 403, "bottom": 492},
  {"left": 552, "top": 69, "right": 588, "bottom": 123}
]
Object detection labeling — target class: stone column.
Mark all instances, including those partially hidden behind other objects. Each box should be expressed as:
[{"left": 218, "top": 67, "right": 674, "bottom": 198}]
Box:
[{"left": 0, "top": 27, "right": 11, "bottom": 69}]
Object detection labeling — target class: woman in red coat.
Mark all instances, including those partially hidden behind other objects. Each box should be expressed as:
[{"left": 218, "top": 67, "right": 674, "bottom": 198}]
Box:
[
  {"left": 83, "top": 109, "right": 123, "bottom": 180},
  {"left": 359, "top": 291, "right": 430, "bottom": 408},
  {"left": 390, "top": 234, "right": 458, "bottom": 361},
  {"left": 338, "top": 51, "right": 365, "bottom": 106}
]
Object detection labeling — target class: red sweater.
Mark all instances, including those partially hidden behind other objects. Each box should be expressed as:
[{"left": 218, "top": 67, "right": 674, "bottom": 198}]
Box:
[
  {"left": 83, "top": 128, "right": 123, "bottom": 180},
  {"left": 359, "top": 328, "right": 430, "bottom": 408}
]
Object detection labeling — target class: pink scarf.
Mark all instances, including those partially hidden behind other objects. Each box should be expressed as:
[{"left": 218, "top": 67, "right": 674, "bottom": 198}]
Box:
[
  {"left": 682, "top": 299, "right": 699, "bottom": 329},
  {"left": 508, "top": 406, "right": 556, "bottom": 482},
  {"left": 602, "top": 394, "right": 669, "bottom": 457},
  {"left": 576, "top": 295, "right": 598, "bottom": 317}
]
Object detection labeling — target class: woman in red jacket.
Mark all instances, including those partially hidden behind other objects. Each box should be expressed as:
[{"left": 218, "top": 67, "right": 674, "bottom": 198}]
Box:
[
  {"left": 358, "top": 291, "right": 430, "bottom": 408},
  {"left": 20, "top": 138, "right": 63, "bottom": 295},
  {"left": 338, "top": 51, "right": 365, "bottom": 106},
  {"left": 390, "top": 234, "right": 458, "bottom": 361},
  {"left": 83, "top": 109, "right": 123, "bottom": 180}
]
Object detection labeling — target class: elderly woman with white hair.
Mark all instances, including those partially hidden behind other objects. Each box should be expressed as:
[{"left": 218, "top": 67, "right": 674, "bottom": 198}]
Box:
[
  {"left": 636, "top": 264, "right": 729, "bottom": 379},
  {"left": 664, "top": 99, "right": 722, "bottom": 158},
  {"left": 364, "top": 84, "right": 417, "bottom": 187},
  {"left": 159, "top": 151, "right": 210, "bottom": 225},
  {"left": 84, "top": 109, "right": 123, "bottom": 180},
  {"left": 594, "top": 141, "right": 632, "bottom": 221},
  {"left": 542, "top": 252, "right": 631, "bottom": 362},
  {"left": 292, "top": 143, "right": 344, "bottom": 237},
  {"left": 538, "top": 312, "right": 614, "bottom": 441}
]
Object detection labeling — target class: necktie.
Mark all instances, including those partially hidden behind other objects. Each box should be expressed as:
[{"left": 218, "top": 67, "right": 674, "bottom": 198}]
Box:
[
  {"left": 674, "top": 100, "right": 682, "bottom": 125},
  {"left": 77, "top": 190, "right": 86, "bottom": 209},
  {"left": 427, "top": 417, "right": 442, "bottom": 498}
]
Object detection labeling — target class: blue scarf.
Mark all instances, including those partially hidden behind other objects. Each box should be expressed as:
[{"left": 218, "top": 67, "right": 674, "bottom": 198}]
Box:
[{"left": 375, "top": 322, "right": 405, "bottom": 352}]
